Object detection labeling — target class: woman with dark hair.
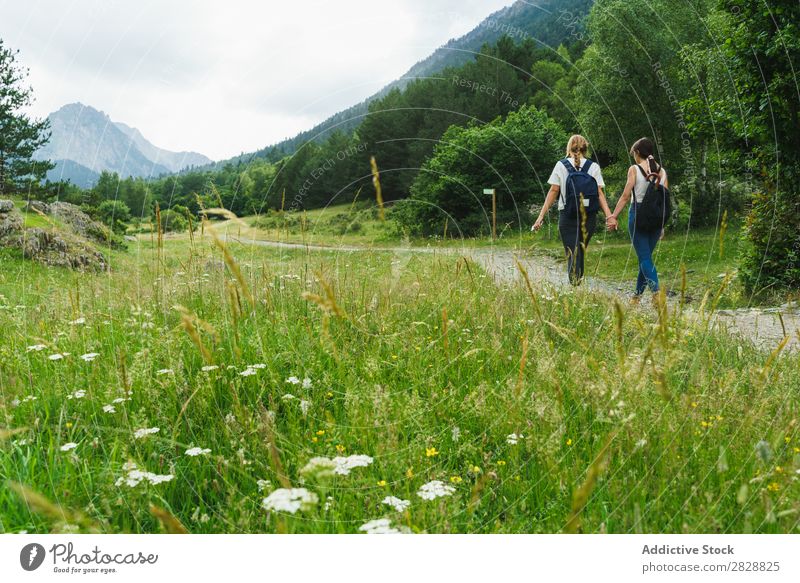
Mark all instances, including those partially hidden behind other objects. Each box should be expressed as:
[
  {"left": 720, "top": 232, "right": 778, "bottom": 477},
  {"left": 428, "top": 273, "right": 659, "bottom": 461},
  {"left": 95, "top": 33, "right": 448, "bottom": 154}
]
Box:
[{"left": 609, "top": 137, "right": 669, "bottom": 303}]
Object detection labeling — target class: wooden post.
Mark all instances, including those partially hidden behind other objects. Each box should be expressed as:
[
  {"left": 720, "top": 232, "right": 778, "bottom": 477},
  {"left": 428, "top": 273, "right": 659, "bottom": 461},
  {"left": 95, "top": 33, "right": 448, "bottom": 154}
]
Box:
[{"left": 484, "top": 189, "right": 497, "bottom": 240}]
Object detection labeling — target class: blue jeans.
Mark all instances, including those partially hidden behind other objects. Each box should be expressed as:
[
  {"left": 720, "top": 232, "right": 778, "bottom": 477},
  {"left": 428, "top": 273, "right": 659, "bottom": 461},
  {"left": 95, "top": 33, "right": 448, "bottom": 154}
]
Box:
[{"left": 628, "top": 208, "right": 660, "bottom": 295}]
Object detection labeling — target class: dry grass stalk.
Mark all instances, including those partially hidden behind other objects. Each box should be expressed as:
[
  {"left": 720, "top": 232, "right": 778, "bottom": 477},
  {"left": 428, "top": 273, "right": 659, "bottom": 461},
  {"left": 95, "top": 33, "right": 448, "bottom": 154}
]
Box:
[
  {"left": 0, "top": 427, "right": 27, "bottom": 440},
  {"left": 370, "top": 156, "right": 385, "bottom": 221},
  {"left": 516, "top": 333, "right": 529, "bottom": 399},
  {"left": 8, "top": 481, "right": 99, "bottom": 532},
  {"left": 176, "top": 307, "right": 215, "bottom": 364},
  {"left": 149, "top": 504, "right": 189, "bottom": 533},
  {"left": 204, "top": 218, "right": 256, "bottom": 309},
  {"left": 613, "top": 299, "right": 626, "bottom": 377},
  {"left": 260, "top": 408, "right": 292, "bottom": 489},
  {"left": 442, "top": 307, "right": 449, "bottom": 353},
  {"left": 564, "top": 431, "right": 617, "bottom": 533},
  {"left": 514, "top": 256, "right": 543, "bottom": 324}
]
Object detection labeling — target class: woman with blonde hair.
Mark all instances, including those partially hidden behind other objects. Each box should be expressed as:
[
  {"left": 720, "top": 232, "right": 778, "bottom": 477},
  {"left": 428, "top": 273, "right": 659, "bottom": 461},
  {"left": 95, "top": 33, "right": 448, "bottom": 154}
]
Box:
[
  {"left": 532, "top": 135, "right": 616, "bottom": 285},
  {"left": 608, "top": 137, "right": 669, "bottom": 302}
]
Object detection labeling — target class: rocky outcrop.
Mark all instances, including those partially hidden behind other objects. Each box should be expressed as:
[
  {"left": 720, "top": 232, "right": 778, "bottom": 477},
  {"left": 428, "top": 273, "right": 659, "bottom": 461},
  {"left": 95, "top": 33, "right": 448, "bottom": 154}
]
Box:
[
  {"left": 0, "top": 200, "right": 110, "bottom": 272},
  {"left": 26, "top": 200, "right": 126, "bottom": 250}
]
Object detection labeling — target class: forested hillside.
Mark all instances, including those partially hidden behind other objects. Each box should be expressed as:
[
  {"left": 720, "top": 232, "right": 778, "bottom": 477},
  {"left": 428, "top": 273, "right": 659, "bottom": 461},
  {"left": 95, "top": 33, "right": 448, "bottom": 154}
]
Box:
[{"left": 33, "top": 0, "right": 800, "bottom": 295}]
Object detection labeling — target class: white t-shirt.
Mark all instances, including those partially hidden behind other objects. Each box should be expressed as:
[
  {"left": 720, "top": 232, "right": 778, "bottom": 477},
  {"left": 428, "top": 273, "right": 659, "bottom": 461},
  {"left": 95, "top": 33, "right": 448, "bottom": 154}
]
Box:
[
  {"left": 633, "top": 164, "right": 668, "bottom": 203},
  {"left": 548, "top": 157, "right": 605, "bottom": 211}
]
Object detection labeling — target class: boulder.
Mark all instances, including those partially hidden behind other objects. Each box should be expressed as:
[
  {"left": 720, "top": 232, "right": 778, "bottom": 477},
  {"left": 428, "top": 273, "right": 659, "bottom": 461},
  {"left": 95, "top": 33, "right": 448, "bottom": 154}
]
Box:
[
  {"left": 0, "top": 199, "right": 109, "bottom": 272},
  {"left": 46, "top": 201, "right": 127, "bottom": 250},
  {"left": 19, "top": 228, "right": 109, "bottom": 271},
  {"left": 0, "top": 200, "right": 23, "bottom": 238}
]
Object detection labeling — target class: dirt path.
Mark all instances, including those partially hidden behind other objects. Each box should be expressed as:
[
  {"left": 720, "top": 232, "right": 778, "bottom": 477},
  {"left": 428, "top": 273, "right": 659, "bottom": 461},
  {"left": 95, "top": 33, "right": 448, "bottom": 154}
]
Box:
[{"left": 231, "top": 236, "right": 799, "bottom": 353}]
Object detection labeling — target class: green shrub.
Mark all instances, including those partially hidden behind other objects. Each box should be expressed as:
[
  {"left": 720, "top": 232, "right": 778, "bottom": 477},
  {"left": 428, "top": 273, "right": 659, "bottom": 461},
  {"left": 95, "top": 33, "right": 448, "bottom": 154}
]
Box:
[
  {"left": 739, "top": 188, "right": 800, "bottom": 295},
  {"left": 159, "top": 209, "right": 188, "bottom": 233}
]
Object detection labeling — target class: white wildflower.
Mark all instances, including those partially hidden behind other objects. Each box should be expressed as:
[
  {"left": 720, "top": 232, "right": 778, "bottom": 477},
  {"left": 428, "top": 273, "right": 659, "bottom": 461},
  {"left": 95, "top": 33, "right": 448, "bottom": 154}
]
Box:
[
  {"left": 48, "top": 353, "right": 64, "bottom": 361},
  {"left": 382, "top": 496, "right": 411, "bottom": 512},
  {"left": 285, "top": 376, "right": 300, "bottom": 385},
  {"left": 156, "top": 368, "right": 174, "bottom": 375},
  {"left": 185, "top": 447, "right": 211, "bottom": 457},
  {"left": 417, "top": 480, "right": 455, "bottom": 501},
  {"left": 201, "top": 365, "right": 219, "bottom": 372},
  {"left": 281, "top": 393, "right": 296, "bottom": 401},
  {"left": 67, "top": 390, "right": 86, "bottom": 400},
  {"left": 359, "top": 518, "right": 401, "bottom": 534},
  {"left": 80, "top": 353, "right": 100, "bottom": 362},
  {"left": 302, "top": 377, "right": 313, "bottom": 389},
  {"left": 300, "top": 457, "right": 338, "bottom": 479},
  {"left": 115, "top": 464, "right": 174, "bottom": 488},
  {"left": 102, "top": 405, "right": 116, "bottom": 414},
  {"left": 256, "top": 479, "right": 272, "bottom": 492},
  {"left": 26, "top": 344, "right": 47, "bottom": 352},
  {"left": 249, "top": 363, "right": 267, "bottom": 369},
  {"left": 333, "top": 454, "right": 373, "bottom": 475},
  {"left": 299, "top": 400, "right": 310, "bottom": 416},
  {"left": 70, "top": 317, "right": 86, "bottom": 325},
  {"left": 506, "top": 433, "right": 523, "bottom": 445},
  {"left": 261, "top": 488, "right": 318, "bottom": 514},
  {"left": 133, "top": 427, "right": 160, "bottom": 439},
  {"left": 451, "top": 426, "right": 461, "bottom": 442},
  {"left": 60, "top": 442, "right": 78, "bottom": 452},
  {"left": 239, "top": 368, "right": 257, "bottom": 377}
]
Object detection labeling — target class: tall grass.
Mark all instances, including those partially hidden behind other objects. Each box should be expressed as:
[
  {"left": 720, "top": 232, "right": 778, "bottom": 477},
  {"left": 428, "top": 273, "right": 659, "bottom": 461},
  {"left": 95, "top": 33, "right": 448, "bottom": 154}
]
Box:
[{"left": 0, "top": 233, "right": 798, "bottom": 534}]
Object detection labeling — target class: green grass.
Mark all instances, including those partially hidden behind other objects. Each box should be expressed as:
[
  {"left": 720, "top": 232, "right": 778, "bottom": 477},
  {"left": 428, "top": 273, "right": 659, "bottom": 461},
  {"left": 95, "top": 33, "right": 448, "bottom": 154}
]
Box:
[{"left": 2, "top": 231, "right": 798, "bottom": 534}]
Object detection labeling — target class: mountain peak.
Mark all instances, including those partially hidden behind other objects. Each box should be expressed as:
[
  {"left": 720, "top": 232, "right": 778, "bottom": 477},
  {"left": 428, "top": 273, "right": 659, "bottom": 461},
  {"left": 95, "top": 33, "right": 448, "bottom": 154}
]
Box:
[{"left": 36, "top": 104, "right": 213, "bottom": 187}]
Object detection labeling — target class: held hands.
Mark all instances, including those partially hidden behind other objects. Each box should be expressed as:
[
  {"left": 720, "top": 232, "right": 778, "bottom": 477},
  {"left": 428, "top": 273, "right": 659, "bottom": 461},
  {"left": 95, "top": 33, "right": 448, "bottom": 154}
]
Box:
[{"left": 605, "top": 215, "right": 619, "bottom": 231}]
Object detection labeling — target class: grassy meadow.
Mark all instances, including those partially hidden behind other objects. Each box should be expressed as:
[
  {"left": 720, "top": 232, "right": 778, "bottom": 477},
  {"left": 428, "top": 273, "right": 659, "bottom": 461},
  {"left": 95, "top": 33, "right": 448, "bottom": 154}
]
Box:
[{"left": 1, "top": 223, "right": 799, "bottom": 534}]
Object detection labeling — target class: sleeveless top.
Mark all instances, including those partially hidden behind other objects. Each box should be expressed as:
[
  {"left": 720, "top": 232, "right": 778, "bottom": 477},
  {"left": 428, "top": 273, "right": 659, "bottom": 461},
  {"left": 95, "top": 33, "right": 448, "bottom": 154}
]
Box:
[{"left": 633, "top": 164, "right": 667, "bottom": 204}]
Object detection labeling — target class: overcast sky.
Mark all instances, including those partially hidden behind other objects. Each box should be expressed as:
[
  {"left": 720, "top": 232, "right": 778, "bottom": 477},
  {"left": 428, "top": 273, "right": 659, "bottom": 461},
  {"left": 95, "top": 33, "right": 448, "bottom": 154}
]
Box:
[{"left": 0, "top": 0, "right": 513, "bottom": 160}]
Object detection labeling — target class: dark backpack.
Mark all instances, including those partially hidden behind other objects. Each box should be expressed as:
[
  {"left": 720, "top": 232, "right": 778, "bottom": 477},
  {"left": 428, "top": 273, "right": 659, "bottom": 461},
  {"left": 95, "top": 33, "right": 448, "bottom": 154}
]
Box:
[
  {"left": 561, "top": 158, "right": 600, "bottom": 217},
  {"left": 631, "top": 164, "right": 672, "bottom": 233}
]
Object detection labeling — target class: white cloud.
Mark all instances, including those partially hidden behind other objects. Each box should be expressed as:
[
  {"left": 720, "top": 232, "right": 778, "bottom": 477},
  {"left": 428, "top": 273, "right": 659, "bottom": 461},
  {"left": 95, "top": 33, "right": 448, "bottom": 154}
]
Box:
[{"left": 0, "top": 0, "right": 512, "bottom": 160}]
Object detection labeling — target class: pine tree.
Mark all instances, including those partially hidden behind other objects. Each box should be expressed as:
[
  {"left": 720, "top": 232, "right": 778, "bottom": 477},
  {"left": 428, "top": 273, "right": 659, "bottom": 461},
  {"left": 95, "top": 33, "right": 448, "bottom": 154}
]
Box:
[{"left": 0, "top": 39, "right": 53, "bottom": 197}]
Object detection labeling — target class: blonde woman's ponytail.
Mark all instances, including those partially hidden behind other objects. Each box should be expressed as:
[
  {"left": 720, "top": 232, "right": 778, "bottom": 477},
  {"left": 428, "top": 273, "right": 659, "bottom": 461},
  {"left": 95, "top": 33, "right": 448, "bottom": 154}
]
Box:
[{"left": 565, "top": 135, "right": 589, "bottom": 170}]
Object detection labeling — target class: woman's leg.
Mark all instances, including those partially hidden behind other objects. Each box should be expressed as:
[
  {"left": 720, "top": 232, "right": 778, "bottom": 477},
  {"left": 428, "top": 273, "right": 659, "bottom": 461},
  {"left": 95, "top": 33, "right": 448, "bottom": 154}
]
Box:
[
  {"left": 632, "top": 230, "right": 659, "bottom": 293},
  {"left": 558, "top": 213, "right": 580, "bottom": 285},
  {"left": 628, "top": 210, "right": 657, "bottom": 294},
  {"left": 645, "top": 230, "right": 661, "bottom": 292},
  {"left": 629, "top": 211, "right": 645, "bottom": 295}
]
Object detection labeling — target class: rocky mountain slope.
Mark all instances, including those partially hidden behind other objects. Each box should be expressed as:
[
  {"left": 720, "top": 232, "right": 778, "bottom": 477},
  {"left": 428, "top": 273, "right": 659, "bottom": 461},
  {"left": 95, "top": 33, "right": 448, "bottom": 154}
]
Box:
[{"left": 35, "top": 103, "right": 212, "bottom": 187}]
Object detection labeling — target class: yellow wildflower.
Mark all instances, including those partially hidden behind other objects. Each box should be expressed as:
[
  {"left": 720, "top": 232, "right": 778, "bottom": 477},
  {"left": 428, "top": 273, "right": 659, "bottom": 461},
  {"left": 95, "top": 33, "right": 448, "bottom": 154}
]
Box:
[{"left": 425, "top": 447, "right": 439, "bottom": 458}]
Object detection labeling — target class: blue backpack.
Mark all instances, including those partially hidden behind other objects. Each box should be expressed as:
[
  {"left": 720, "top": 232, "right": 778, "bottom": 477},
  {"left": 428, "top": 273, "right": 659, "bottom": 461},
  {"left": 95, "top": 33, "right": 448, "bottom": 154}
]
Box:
[{"left": 561, "top": 158, "right": 600, "bottom": 217}]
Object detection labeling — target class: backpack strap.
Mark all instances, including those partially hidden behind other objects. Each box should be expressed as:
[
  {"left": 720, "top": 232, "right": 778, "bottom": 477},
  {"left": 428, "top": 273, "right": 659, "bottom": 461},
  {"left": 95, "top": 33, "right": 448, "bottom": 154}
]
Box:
[
  {"left": 581, "top": 159, "right": 593, "bottom": 173},
  {"left": 561, "top": 159, "right": 577, "bottom": 173},
  {"left": 636, "top": 163, "right": 662, "bottom": 185}
]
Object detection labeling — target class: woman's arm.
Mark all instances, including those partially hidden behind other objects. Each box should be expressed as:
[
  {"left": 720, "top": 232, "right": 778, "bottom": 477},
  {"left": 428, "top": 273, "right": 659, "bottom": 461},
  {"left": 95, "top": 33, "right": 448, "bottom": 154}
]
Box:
[
  {"left": 611, "top": 166, "right": 637, "bottom": 220},
  {"left": 532, "top": 184, "right": 560, "bottom": 231},
  {"left": 599, "top": 186, "right": 618, "bottom": 230}
]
